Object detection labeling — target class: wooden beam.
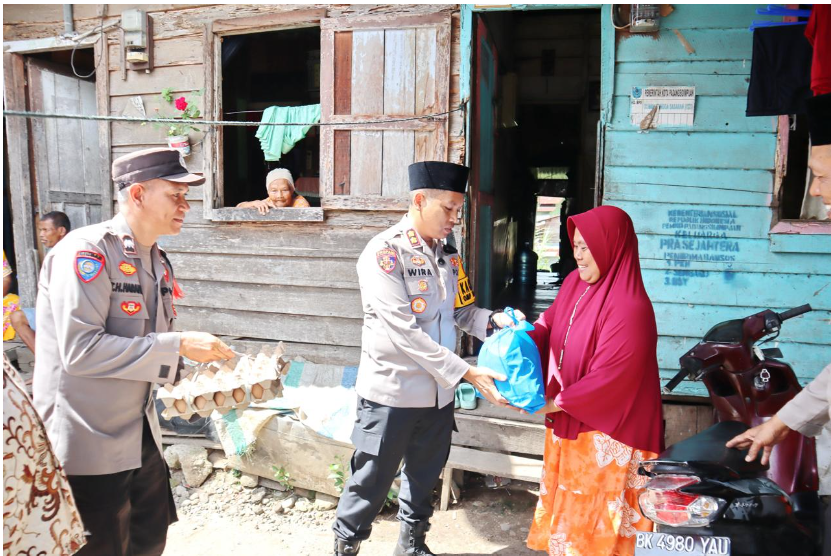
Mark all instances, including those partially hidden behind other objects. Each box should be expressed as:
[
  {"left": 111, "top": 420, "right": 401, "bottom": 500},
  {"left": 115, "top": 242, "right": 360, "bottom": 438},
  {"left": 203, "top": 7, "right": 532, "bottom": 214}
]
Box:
[
  {"left": 219, "top": 338, "right": 361, "bottom": 367},
  {"left": 223, "top": 413, "right": 354, "bottom": 498},
  {"left": 3, "top": 32, "right": 103, "bottom": 54},
  {"left": 213, "top": 30, "right": 224, "bottom": 208},
  {"left": 47, "top": 191, "right": 103, "bottom": 204},
  {"left": 333, "top": 130, "right": 351, "bottom": 195},
  {"left": 452, "top": 413, "right": 546, "bottom": 457},
  {"left": 156, "top": 220, "right": 397, "bottom": 256},
  {"left": 212, "top": 8, "right": 327, "bottom": 35},
  {"left": 3, "top": 53, "right": 38, "bottom": 306},
  {"left": 324, "top": 115, "right": 441, "bottom": 131},
  {"left": 321, "top": 11, "right": 453, "bottom": 31},
  {"left": 95, "top": 29, "right": 113, "bottom": 219},
  {"left": 322, "top": 196, "right": 409, "bottom": 211},
  {"left": 174, "top": 307, "right": 362, "bottom": 346},
  {"left": 207, "top": 207, "right": 324, "bottom": 222},
  {"left": 175, "top": 280, "right": 363, "bottom": 319},
  {"left": 201, "top": 22, "right": 215, "bottom": 220},
  {"left": 439, "top": 446, "right": 543, "bottom": 511},
  {"left": 599, "top": 5, "right": 616, "bottom": 122},
  {"left": 160, "top": 432, "right": 222, "bottom": 451},
  {"left": 320, "top": 24, "right": 335, "bottom": 198},
  {"left": 333, "top": 31, "right": 353, "bottom": 115}
]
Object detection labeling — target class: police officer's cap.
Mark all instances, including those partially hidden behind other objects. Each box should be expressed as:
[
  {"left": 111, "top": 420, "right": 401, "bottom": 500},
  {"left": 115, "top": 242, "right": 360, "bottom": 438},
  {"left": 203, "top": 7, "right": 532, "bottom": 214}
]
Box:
[
  {"left": 408, "top": 161, "right": 469, "bottom": 194},
  {"left": 112, "top": 148, "right": 205, "bottom": 190}
]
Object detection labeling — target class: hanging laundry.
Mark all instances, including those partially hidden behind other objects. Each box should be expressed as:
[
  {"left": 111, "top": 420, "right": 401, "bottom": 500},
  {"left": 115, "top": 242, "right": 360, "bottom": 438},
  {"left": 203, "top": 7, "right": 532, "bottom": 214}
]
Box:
[
  {"left": 805, "top": 5, "right": 831, "bottom": 97},
  {"left": 806, "top": 6, "right": 831, "bottom": 146},
  {"left": 746, "top": 25, "right": 813, "bottom": 116},
  {"left": 255, "top": 104, "right": 321, "bottom": 162}
]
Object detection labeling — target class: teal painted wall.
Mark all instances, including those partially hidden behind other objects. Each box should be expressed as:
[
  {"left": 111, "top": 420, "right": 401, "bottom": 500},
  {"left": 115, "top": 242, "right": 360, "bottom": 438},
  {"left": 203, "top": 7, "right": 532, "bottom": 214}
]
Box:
[
  {"left": 602, "top": 4, "right": 831, "bottom": 395},
  {"left": 461, "top": 4, "right": 830, "bottom": 396}
]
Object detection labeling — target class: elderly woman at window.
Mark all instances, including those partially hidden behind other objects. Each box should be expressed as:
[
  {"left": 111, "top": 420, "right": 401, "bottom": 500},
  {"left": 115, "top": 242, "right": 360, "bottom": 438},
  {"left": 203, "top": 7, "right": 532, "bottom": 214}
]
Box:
[{"left": 236, "top": 168, "right": 310, "bottom": 214}]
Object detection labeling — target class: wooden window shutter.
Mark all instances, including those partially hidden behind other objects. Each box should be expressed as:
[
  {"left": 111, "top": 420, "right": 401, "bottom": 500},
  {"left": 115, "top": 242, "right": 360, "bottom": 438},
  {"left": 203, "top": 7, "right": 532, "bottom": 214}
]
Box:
[{"left": 320, "top": 12, "right": 452, "bottom": 210}]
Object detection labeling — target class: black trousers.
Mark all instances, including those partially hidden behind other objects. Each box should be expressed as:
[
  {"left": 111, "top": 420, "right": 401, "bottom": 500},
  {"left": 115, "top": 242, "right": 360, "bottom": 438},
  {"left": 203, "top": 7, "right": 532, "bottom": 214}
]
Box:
[
  {"left": 333, "top": 397, "right": 455, "bottom": 542},
  {"left": 68, "top": 418, "right": 177, "bottom": 556}
]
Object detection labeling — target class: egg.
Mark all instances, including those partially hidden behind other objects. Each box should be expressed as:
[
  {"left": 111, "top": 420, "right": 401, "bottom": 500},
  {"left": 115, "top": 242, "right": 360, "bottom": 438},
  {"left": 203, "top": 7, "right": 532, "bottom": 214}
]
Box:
[
  {"left": 252, "top": 383, "right": 264, "bottom": 399},
  {"left": 174, "top": 399, "right": 187, "bottom": 413},
  {"left": 215, "top": 392, "right": 226, "bottom": 406},
  {"left": 194, "top": 396, "right": 207, "bottom": 409},
  {"left": 233, "top": 388, "right": 245, "bottom": 403}
]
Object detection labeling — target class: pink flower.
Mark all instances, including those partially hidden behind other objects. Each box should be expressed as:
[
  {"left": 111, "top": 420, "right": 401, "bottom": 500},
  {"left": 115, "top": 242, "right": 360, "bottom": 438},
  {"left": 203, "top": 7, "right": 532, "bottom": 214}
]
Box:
[{"left": 174, "top": 97, "right": 188, "bottom": 111}]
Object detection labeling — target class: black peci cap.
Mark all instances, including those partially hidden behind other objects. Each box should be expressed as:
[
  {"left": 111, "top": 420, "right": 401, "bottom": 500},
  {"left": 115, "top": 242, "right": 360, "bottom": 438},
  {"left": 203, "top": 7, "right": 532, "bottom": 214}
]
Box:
[
  {"left": 408, "top": 161, "right": 469, "bottom": 194},
  {"left": 112, "top": 148, "right": 205, "bottom": 190}
]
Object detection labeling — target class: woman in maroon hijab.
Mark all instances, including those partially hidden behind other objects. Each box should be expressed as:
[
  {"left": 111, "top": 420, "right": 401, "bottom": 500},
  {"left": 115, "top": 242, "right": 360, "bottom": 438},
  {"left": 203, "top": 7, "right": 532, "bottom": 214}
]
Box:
[{"left": 525, "top": 206, "right": 664, "bottom": 556}]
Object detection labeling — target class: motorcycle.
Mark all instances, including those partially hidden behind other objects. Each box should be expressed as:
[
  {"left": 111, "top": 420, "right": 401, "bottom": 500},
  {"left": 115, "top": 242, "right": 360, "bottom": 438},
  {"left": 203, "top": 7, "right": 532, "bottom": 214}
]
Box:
[{"left": 635, "top": 304, "right": 822, "bottom": 556}]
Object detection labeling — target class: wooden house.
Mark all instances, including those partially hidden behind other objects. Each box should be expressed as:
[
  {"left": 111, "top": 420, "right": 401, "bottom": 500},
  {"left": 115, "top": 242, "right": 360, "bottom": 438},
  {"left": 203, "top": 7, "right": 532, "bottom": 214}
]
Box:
[{"left": 4, "top": 5, "right": 830, "bottom": 455}]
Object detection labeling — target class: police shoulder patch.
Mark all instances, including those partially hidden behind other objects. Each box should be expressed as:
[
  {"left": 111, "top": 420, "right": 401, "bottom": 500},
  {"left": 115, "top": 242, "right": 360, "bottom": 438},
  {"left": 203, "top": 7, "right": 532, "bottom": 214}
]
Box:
[
  {"left": 411, "top": 297, "right": 427, "bottom": 314},
  {"left": 376, "top": 247, "right": 397, "bottom": 274},
  {"left": 75, "top": 250, "right": 106, "bottom": 283}
]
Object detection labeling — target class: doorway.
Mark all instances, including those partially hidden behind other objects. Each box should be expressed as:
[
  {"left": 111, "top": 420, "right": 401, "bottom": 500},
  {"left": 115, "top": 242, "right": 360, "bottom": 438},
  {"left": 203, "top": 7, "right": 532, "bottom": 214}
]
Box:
[
  {"left": 468, "top": 8, "right": 601, "bottom": 322},
  {"left": 3, "top": 46, "right": 105, "bottom": 299}
]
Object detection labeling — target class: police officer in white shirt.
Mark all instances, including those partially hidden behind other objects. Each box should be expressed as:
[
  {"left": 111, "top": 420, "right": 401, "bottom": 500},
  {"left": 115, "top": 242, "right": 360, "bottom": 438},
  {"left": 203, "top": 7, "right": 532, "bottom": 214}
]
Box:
[
  {"left": 333, "top": 161, "right": 524, "bottom": 556},
  {"left": 33, "top": 148, "right": 235, "bottom": 555}
]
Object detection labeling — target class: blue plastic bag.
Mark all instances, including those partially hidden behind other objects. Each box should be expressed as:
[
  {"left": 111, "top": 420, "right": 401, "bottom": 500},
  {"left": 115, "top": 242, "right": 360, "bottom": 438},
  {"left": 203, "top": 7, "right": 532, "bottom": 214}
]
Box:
[{"left": 476, "top": 307, "right": 546, "bottom": 413}]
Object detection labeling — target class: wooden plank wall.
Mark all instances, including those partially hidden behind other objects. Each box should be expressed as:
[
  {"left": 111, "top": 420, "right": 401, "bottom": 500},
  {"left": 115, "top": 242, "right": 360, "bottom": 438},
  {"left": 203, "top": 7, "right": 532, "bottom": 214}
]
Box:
[
  {"left": 605, "top": 5, "right": 831, "bottom": 395},
  {"left": 3, "top": 4, "right": 464, "bottom": 364}
]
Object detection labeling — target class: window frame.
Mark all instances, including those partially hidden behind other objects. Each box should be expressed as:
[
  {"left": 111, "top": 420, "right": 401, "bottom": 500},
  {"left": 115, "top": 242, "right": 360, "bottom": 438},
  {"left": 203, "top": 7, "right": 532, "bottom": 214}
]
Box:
[
  {"left": 202, "top": 9, "right": 327, "bottom": 223},
  {"left": 770, "top": 114, "right": 831, "bottom": 237},
  {"left": 318, "top": 11, "right": 453, "bottom": 211}
]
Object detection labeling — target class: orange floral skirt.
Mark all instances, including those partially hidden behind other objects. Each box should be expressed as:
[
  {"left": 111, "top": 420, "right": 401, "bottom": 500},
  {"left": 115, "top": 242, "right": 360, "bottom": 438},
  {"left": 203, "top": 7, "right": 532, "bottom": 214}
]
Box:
[{"left": 527, "top": 430, "right": 658, "bottom": 556}]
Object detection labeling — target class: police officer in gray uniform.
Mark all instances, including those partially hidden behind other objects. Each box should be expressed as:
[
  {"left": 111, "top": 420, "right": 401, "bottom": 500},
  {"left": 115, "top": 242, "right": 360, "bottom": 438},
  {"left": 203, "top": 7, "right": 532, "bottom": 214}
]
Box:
[
  {"left": 333, "top": 161, "right": 525, "bottom": 556},
  {"left": 33, "top": 148, "right": 236, "bottom": 555}
]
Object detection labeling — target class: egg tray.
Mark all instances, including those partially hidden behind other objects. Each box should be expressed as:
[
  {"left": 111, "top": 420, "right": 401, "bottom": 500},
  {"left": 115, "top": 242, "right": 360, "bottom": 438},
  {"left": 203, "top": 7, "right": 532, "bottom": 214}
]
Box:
[{"left": 157, "top": 343, "right": 290, "bottom": 421}]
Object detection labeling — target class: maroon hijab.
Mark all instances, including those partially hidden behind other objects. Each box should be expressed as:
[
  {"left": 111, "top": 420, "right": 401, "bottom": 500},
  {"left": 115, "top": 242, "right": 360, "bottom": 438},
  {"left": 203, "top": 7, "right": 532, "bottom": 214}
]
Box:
[{"left": 528, "top": 206, "right": 664, "bottom": 453}]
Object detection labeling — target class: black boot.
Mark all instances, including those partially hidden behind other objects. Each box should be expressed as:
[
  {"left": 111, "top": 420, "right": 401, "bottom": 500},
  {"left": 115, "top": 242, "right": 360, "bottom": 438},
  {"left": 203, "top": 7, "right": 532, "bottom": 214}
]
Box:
[
  {"left": 393, "top": 521, "right": 435, "bottom": 556},
  {"left": 334, "top": 538, "right": 361, "bottom": 555}
]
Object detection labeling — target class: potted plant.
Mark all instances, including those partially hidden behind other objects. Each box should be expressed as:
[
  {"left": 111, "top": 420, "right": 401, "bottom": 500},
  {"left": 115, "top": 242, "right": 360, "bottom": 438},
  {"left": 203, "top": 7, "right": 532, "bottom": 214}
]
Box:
[{"left": 158, "top": 88, "right": 202, "bottom": 156}]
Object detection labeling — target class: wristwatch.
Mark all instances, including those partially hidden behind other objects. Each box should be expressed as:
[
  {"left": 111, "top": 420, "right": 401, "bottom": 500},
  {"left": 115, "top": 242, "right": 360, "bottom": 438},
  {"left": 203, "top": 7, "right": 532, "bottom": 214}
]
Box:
[{"left": 487, "top": 310, "right": 504, "bottom": 337}]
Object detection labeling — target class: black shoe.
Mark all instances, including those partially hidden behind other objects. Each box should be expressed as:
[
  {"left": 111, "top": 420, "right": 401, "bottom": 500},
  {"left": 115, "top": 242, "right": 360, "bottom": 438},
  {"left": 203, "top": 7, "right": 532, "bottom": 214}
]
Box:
[
  {"left": 334, "top": 538, "right": 361, "bottom": 555},
  {"left": 392, "top": 521, "right": 435, "bottom": 556}
]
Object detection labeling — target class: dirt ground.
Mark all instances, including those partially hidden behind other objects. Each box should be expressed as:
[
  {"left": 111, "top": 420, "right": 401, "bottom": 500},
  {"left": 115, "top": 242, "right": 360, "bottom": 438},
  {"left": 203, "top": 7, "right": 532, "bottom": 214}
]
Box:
[{"left": 162, "top": 478, "right": 543, "bottom": 556}]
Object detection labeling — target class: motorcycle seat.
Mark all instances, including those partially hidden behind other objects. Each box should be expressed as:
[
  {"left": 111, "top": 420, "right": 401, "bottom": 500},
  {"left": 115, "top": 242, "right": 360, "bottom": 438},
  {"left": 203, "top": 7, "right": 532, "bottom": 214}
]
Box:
[{"left": 642, "top": 421, "right": 768, "bottom": 479}]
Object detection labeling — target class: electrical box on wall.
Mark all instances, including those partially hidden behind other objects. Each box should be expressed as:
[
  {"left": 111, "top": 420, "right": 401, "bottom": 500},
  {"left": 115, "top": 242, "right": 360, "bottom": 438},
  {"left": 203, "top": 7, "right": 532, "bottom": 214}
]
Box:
[
  {"left": 630, "top": 5, "right": 661, "bottom": 33},
  {"left": 119, "top": 9, "right": 154, "bottom": 77}
]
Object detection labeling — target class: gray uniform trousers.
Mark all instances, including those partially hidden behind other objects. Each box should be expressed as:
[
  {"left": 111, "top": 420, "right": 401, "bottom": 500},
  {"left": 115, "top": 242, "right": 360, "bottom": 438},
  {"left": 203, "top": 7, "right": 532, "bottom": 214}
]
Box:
[{"left": 333, "top": 396, "right": 455, "bottom": 542}]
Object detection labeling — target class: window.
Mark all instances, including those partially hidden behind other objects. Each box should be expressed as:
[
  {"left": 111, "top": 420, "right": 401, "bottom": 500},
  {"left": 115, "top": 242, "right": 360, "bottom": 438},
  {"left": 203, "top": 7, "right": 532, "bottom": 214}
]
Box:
[
  {"left": 771, "top": 114, "right": 830, "bottom": 233},
  {"left": 202, "top": 9, "right": 453, "bottom": 221},
  {"left": 203, "top": 9, "right": 326, "bottom": 222},
  {"left": 221, "top": 27, "right": 321, "bottom": 209}
]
